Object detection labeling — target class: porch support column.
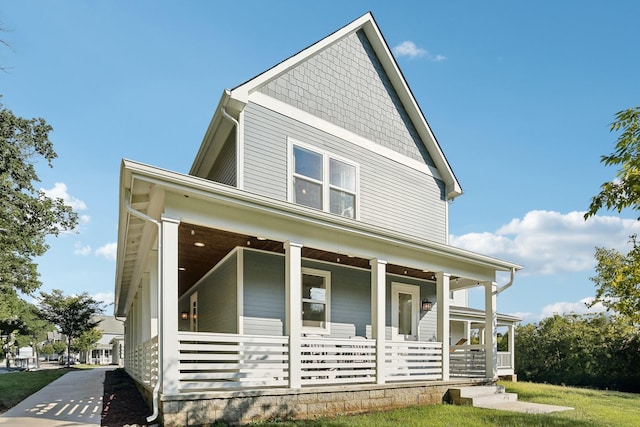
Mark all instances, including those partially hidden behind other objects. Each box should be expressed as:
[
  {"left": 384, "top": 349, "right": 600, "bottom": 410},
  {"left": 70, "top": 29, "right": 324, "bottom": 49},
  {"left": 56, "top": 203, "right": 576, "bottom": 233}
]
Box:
[
  {"left": 436, "top": 272, "right": 450, "bottom": 381},
  {"left": 370, "top": 258, "right": 387, "bottom": 385},
  {"left": 141, "top": 274, "right": 151, "bottom": 342},
  {"left": 285, "top": 241, "right": 303, "bottom": 389},
  {"left": 148, "top": 253, "right": 159, "bottom": 338},
  {"left": 509, "top": 323, "right": 516, "bottom": 372},
  {"left": 484, "top": 281, "right": 498, "bottom": 380},
  {"left": 160, "top": 216, "right": 180, "bottom": 395}
]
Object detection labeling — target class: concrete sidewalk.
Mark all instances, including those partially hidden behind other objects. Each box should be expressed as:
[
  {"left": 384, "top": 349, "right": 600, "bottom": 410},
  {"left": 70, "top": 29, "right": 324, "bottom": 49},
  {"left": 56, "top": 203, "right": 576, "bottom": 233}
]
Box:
[{"left": 0, "top": 366, "right": 114, "bottom": 426}]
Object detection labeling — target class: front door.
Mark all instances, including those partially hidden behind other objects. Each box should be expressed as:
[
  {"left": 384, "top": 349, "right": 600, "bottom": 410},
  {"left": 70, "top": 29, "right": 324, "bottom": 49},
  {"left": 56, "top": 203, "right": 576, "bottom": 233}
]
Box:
[{"left": 391, "top": 283, "right": 420, "bottom": 341}]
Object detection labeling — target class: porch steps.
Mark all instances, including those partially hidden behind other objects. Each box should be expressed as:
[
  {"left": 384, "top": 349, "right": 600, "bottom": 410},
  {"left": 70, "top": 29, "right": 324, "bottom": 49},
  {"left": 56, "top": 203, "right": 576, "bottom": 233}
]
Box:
[
  {"left": 448, "top": 385, "right": 518, "bottom": 408},
  {"left": 448, "top": 386, "right": 575, "bottom": 413}
]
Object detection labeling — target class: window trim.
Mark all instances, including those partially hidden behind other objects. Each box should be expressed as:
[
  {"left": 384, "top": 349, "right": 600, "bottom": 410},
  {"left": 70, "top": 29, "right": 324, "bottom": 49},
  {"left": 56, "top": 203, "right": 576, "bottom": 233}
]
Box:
[
  {"left": 288, "top": 137, "right": 360, "bottom": 219},
  {"left": 301, "top": 267, "right": 331, "bottom": 334}
]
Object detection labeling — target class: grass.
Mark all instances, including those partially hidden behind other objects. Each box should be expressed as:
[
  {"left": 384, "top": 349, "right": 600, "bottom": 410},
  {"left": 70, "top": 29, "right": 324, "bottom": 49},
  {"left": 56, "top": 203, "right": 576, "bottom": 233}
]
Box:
[
  {"left": 0, "top": 368, "right": 69, "bottom": 413},
  {"left": 250, "top": 381, "right": 640, "bottom": 427},
  {"left": 1, "top": 370, "right": 639, "bottom": 425}
]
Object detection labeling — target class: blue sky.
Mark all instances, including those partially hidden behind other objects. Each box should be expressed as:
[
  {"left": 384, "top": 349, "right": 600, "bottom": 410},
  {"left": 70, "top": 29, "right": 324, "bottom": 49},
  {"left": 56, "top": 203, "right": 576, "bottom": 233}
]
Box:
[{"left": 2, "top": 1, "right": 639, "bottom": 323}]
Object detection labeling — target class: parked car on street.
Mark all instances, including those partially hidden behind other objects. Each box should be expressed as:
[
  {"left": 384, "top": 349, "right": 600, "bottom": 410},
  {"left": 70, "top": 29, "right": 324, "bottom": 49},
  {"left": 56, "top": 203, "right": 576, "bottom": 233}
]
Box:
[{"left": 58, "top": 355, "right": 76, "bottom": 365}]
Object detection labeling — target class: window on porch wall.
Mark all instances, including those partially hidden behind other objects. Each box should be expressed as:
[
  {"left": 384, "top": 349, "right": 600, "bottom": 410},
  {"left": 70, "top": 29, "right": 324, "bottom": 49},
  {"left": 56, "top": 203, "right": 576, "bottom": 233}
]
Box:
[{"left": 301, "top": 268, "right": 331, "bottom": 333}]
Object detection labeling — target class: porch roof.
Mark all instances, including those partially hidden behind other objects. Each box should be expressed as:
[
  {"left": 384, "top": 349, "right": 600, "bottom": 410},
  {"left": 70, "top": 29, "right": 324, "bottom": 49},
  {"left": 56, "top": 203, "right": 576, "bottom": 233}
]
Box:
[
  {"left": 450, "top": 305, "right": 521, "bottom": 324},
  {"left": 115, "top": 159, "right": 522, "bottom": 317}
]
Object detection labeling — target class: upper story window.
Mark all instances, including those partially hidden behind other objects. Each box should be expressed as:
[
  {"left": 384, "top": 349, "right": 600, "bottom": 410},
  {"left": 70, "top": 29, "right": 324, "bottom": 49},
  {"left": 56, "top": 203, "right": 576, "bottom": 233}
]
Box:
[{"left": 290, "top": 139, "right": 359, "bottom": 219}]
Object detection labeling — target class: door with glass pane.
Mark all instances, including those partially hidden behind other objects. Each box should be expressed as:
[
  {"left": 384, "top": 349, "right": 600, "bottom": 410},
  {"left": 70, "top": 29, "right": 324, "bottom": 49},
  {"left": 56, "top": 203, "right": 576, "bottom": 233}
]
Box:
[{"left": 391, "top": 283, "right": 420, "bottom": 341}]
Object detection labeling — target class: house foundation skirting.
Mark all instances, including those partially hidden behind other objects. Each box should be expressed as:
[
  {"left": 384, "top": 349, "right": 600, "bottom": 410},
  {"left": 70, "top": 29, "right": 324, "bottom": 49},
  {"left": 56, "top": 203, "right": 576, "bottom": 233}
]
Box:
[{"left": 147, "top": 379, "right": 491, "bottom": 426}]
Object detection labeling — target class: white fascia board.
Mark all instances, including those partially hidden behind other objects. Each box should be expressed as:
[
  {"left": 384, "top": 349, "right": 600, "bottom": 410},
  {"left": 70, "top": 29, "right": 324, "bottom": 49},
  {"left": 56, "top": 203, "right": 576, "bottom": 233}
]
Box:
[
  {"left": 122, "top": 159, "right": 521, "bottom": 274},
  {"left": 359, "top": 18, "right": 462, "bottom": 200},
  {"left": 252, "top": 93, "right": 442, "bottom": 180}
]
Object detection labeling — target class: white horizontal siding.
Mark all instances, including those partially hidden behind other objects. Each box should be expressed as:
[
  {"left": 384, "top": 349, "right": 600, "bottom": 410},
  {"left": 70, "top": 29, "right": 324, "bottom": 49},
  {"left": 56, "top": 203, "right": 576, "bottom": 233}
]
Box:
[{"left": 242, "top": 102, "right": 447, "bottom": 242}]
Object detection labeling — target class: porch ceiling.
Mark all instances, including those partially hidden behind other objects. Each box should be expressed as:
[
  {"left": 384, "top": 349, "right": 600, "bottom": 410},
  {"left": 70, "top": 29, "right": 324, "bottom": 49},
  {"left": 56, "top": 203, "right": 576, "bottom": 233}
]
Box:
[{"left": 178, "top": 222, "right": 442, "bottom": 296}]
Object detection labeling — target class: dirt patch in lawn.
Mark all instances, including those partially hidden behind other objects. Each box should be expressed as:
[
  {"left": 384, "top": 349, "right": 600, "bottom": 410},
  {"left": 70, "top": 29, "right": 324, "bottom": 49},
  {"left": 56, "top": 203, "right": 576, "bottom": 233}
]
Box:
[{"left": 102, "top": 368, "right": 152, "bottom": 426}]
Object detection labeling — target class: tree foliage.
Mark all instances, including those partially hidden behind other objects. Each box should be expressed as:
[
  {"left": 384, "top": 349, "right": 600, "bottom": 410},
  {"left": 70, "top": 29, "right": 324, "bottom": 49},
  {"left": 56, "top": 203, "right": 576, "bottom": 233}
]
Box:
[
  {"left": 584, "top": 107, "right": 640, "bottom": 323},
  {"left": 0, "top": 102, "right": 78, "bottom": 294},
  {"left": 37, "top": 290, "right": 104, "bottom": 366},
  {"left": 516, "top": 313, "right": 640, "bottom": 392},
  {"left": 585, "top": 107, "right": 640, "bottom": 219},
  {"left": 72, "top": 327, "right": 102, "bottom": 353},
  {"left": 590, "top": 236, "right": 640, "bottom": 324}
]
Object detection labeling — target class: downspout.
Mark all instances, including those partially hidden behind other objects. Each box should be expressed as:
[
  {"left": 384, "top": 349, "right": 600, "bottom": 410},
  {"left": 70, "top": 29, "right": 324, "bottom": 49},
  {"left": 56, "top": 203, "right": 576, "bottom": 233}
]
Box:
[
  {"left": 496, "top": 267, "right": 516, "bottom": 294},
  {"left": 123, "top": 191, "right": 162, "bottom": 424},
  {"left": 221, "top": 106, "right": 241, "bottom": 188}
]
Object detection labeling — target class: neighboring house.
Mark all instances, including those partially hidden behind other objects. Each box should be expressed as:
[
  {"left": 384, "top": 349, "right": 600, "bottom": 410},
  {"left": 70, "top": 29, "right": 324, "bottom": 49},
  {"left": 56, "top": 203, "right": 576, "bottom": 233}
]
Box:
[
  {"left": 84, "top": 316, "right": 124, "bottom": 365},
  {"left": 114, "top": 12, "right": 522, "bottom": 425}
]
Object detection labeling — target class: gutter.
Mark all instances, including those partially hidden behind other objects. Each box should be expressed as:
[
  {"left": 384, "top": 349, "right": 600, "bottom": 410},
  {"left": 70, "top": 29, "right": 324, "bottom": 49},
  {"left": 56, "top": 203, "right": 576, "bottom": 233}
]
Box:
[
  {"left": 123, "top": 190, "right": 162, "bottom": 424},
  {"left": 496, "top": 267, "right": 516, "bottom": 294}
]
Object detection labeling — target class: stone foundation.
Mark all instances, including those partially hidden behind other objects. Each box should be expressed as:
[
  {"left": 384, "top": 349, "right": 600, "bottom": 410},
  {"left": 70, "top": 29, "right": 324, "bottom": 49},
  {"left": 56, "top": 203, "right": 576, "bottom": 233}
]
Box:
[{"left": 155, "top": 380, "right": 488, "bottom": 426}]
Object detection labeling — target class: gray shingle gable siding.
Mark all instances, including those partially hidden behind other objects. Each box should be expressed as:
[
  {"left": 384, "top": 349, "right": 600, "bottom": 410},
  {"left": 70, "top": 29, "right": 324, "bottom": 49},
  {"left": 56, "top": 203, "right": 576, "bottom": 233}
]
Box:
[
  {"left": 258, "top": 30, "right": 434, "bottom": 167},
  {"left": 243, "top": 102, "right": 447, "bottom": 243}
]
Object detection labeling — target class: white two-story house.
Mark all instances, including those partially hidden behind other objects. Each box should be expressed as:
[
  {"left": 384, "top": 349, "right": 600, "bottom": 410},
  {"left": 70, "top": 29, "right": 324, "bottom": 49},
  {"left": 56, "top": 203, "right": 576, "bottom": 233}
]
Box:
[{"left": 114, "top": 12, "right": 521, "bottom": 426}]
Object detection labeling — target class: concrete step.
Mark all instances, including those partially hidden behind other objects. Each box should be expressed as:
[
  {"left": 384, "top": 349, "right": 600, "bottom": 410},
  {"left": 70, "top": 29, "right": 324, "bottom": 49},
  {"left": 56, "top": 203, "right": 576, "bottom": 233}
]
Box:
[{"left": 448, "top": 385, "right": 518, "bottom": 407}]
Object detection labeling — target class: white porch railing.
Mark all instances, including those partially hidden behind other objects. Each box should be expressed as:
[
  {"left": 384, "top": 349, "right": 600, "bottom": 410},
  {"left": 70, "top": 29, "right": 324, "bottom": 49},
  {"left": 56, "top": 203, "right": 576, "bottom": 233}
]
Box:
[
  {"left": 385, "top": 341, "right": 443, "bottom": 381},
  {"left": 449, "top": 344, "right": 486, "bottom": 378},
  {"left": 125, "top": 333, "right": 469, "bottom": 392},
  {"left": 300, "top": 336, "right": 376, "bottom": 386},
  {"left": 128, "top": 335, "right": 158, "bottom": 389},
  {"left": 497, "top": 351, "right": 513, "bottom": 370},
  {"left": 177, "top": 332, "right": 289, "bottom": 391}
]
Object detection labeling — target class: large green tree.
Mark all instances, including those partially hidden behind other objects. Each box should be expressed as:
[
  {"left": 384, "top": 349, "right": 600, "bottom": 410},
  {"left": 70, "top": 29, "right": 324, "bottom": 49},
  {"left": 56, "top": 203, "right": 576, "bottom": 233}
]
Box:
[
  {"left": 37, "top": 290, "right": 104, "bottom": 366},
  {"left": 72, "top": 327, "right": 103, "bottom": 363},
  {"left": 1, "top": 101, "right": 78, "bottom": 294},
  {"left": 585, "top": 107, "right": 640, "bottom": 218},
  {"left": 585, "top": 107, "right": 640, "bottom": 322}
]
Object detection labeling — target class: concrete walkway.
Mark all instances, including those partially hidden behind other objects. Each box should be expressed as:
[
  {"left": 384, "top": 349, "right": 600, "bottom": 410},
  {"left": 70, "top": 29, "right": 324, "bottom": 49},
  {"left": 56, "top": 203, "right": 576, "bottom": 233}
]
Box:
[
  {"left": 0, "top": 366, "right": 115, "bottom": 426},
  {"left": 477, "top": 401, "right": 575, "bottom": 414}
]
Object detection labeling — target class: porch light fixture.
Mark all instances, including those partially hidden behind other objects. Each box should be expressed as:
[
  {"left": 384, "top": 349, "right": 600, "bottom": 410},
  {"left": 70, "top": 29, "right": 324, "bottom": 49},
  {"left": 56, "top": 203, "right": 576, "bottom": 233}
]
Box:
[
  {"left": 194, "top": 241, "right": 205, "bottom": 247},
  {"left": 421, "top": 299, "right": 433, "bottom": 312},
  {"left": 181, "top": 311, "right": 189, "bottom": 320}
]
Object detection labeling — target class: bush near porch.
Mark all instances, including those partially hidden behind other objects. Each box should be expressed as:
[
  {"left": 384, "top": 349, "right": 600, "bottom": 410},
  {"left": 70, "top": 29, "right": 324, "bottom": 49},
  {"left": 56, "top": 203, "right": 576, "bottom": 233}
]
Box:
[{"left": 515, "top": 313, "right": 640, "bottom": 392}]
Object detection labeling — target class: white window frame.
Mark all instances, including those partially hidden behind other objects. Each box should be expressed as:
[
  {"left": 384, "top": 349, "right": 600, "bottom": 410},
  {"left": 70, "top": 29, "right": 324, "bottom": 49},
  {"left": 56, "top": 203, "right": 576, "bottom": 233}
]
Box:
[
  {"left": 288, "top": 137, "right": 360, "bottom": 219},
  {"left": 301, "top": 267, "right": 331, "bottom": 334}
]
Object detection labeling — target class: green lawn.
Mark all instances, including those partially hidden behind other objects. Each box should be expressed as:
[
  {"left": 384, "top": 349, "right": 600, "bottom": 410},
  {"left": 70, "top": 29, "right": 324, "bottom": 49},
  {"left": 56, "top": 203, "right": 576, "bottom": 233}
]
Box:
[
  {"left": 0, "top": 368, "right": 69, "bottom": 413},
  {"left": 251, "top": 382, "right": 640, "bottom": 427},
  {"left": 2, "top": 370, "right": 639, "bottom": 426}
]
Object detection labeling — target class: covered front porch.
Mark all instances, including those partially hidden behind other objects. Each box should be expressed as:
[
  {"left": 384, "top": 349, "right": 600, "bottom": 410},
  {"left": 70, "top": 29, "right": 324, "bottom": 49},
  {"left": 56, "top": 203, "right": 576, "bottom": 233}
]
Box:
[
  {"left": 123, "top": 221, "right": 512, "bottom": 393},
  {"left": 115, "top": 161, "right": 521, "bottom": 423}
]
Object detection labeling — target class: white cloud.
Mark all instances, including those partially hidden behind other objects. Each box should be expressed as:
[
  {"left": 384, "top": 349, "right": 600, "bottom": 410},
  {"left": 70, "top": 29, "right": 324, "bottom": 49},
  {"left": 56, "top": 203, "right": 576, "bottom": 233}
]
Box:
[
  {"left": 516, "top": 297, "right": 608, "bottom": 324},
  {"left": 42, "top": 182, "right": 87, "bottom": 211},
  {"left": 451, "top": 210, "right": 640, "bottom": 276},
  {"left": 74, "top": 242, "right": 92, "bottom": 256},
  {"left": 393, "top": 41, "right": 446, "bottom": 62},
  {"left": 95, "top": 242, "right": 117, "bottom": 261},
  {"left": 93, "top": 292, "right": 114, "bottom": 307}
]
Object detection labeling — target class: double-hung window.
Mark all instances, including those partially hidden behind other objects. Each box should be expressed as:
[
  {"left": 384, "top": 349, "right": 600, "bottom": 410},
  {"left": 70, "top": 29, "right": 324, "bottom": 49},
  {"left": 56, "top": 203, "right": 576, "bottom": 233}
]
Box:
[
  {"left": 301, "top": 268, "right": 331, "bottom": 333},
  {"left": 290, "top": 140, "right": 358, "bottom": 219}
]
